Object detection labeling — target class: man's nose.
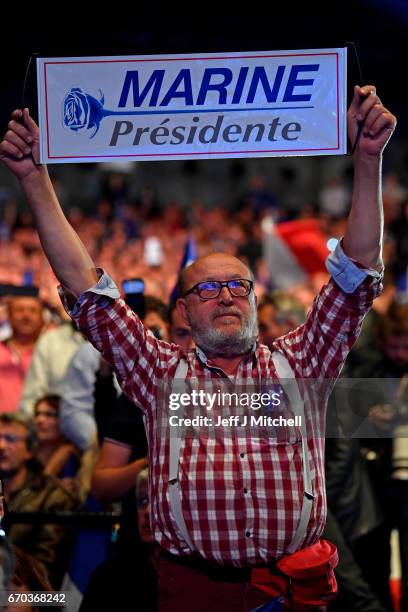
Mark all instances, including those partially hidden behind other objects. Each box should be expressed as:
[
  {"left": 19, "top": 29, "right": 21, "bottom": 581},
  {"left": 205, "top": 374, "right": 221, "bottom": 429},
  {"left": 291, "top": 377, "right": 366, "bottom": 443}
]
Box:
[{"left": 217, "top": 286, "right": 233, "bottom": 304}]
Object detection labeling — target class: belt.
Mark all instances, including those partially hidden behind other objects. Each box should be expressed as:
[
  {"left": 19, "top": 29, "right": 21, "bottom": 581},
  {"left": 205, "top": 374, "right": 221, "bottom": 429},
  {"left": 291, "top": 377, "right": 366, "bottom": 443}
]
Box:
[{"left": 160, "top": 550, "right": 271, "bottom": 583}]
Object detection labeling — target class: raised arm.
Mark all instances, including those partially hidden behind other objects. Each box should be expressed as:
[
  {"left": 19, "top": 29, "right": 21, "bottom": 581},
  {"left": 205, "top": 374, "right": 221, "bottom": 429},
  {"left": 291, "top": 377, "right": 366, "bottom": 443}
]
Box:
[
  {"left": 343, "top": 85, "right": 397, "bottom": 269},
  {"left": 0, "top": 109, "right": 97, "bottom": 296}
]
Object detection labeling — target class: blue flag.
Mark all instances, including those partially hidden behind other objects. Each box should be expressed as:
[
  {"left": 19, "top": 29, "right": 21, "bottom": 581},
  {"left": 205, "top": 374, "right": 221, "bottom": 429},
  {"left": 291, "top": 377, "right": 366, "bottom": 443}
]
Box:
[{"left": 169, "top": 237, "right": 197, "bottom": 302}]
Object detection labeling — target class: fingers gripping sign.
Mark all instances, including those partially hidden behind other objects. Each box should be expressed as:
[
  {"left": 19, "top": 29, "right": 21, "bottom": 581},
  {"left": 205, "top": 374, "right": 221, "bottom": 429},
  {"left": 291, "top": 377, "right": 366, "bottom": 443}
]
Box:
[
  {"left": 348, "top": 85, "right": 397, "bottom": 156},
  {"left": 0, "top": 108, "right": 41, "bottom": 180}
]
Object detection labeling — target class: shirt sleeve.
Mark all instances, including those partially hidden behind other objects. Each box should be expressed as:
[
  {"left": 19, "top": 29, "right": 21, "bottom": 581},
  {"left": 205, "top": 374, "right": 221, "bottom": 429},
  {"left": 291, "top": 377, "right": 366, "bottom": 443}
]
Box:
[
  {"left": 326, "top": 240, "right": 383, "bottom": 293},
  {"left": 19, "top": 335, "right": 50, "bottom": 416},
  {"left": 273, "top": 265, "right": 383, "bottom": 380},
  {"left": 60, "top": 342, "right": 99, "bottom": 450},
  {"left": 104, "top": 394, "right": 148, "bottom": 458},
  {"left": 58, "top": 269, "right": 175, "bottom": 413}
]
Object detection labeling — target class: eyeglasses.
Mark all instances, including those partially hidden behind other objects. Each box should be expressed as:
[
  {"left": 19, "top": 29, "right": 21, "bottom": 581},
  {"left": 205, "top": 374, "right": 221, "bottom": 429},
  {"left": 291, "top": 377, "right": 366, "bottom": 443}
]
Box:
[
  {"left": 0, "top": 433, "right": 28, "bottom": 444},
  {"left": 183, "top": 279, "right": 253, "bottom": 300}
]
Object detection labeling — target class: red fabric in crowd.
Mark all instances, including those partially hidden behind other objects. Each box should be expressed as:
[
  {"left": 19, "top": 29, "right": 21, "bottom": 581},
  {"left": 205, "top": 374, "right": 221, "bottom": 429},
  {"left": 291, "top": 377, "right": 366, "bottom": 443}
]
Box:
[{"left": 276, "top": 220, "right": 329, "bottom": 275}]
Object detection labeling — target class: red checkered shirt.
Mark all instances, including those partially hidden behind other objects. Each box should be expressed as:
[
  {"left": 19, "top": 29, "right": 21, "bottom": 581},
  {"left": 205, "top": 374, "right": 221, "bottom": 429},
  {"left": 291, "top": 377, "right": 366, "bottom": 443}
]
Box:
[{"left": 61, "top": 272, "right": 381, "bottom": 566}]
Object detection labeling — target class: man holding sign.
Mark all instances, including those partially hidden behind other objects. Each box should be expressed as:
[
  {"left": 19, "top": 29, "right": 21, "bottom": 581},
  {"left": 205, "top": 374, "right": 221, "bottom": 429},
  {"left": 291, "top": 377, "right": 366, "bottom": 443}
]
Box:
[{"left": 0, "top": 85, "right": 396, "bottom": 610}]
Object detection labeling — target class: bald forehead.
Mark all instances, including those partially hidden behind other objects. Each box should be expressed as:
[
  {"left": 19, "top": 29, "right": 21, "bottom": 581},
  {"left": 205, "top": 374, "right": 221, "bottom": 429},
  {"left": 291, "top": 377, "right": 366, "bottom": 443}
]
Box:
[{"left": 182, "top": 253, "right": 251, "bottom": 292}]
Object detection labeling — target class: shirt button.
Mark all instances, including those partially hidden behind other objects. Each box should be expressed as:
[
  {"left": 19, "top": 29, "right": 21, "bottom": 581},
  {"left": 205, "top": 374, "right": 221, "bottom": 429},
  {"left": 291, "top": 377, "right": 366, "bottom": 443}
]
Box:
[
  {"left": 245, "top": 530, "right": 251, "bottom": 537},
  {"left": 244, "top": 488, "right": 248, "bottom": 494},
  {"left": 240, "top": 453, "right": 245, "bottom": 458}
]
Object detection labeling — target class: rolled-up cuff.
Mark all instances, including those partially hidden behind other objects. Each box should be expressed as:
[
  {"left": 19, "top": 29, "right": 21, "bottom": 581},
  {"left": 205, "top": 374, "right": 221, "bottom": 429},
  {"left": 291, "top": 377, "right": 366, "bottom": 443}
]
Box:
[
  {"left": 326, "top": 241, "right": 383, "bottom": 293},
  {"left": 58, "top": 268, "right": 120, "bottom": 316}
]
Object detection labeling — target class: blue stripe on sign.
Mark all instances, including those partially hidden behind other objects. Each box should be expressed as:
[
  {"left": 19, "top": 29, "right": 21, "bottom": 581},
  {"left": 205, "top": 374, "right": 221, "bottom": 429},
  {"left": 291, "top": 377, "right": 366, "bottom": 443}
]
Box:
[{"left": 109, "top": 106, "right": 314, "bottom": 116}]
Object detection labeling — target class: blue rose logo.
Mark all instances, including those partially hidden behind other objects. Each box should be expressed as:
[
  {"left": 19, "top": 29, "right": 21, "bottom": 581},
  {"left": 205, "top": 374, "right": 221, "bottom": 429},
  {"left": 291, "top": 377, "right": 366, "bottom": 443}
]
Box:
[
  {"left": 63, "top": 88, "right": 107, "bottom": 138},
  {"left": 62, "top": 87, "right": 144, "bottom": 139}
]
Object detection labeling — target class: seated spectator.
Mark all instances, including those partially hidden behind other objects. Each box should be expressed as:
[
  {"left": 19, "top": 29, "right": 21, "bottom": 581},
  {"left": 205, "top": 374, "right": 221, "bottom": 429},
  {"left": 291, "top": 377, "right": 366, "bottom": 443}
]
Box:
[
  {"left": 33, "top": 395, "right": 80, "bottom": 490},
  {"left": 0, "top": 413, "right": 77, "bottom": 588},
  {"left": 0, "top": 292, "right": 44, "bottom": 413}
]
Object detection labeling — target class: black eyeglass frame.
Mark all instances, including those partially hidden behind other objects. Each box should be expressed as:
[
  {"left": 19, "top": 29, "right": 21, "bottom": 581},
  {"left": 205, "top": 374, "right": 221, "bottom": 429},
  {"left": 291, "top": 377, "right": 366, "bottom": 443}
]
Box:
[{"left": 183, "top": 278, "right": 254, "bottom": 300}]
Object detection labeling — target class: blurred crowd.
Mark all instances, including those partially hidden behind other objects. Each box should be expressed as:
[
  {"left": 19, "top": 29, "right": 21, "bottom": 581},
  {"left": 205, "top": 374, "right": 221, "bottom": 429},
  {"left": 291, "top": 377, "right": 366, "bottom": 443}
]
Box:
[{"left": 1, "top": 164, "right": 408, "bottom": 611}]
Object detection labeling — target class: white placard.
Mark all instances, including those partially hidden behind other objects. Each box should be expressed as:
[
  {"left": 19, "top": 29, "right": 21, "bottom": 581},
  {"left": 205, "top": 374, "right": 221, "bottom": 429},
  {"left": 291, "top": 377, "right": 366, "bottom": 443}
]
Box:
[{"left": 37, "top": 48, "right": 347, "bottom": 164}]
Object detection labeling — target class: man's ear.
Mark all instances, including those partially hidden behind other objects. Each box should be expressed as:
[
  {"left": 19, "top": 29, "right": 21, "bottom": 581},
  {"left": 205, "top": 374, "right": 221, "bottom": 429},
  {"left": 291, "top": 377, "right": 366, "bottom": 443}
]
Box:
[{"left": 176, "top": 297, "right": 190, "bottom": 325}]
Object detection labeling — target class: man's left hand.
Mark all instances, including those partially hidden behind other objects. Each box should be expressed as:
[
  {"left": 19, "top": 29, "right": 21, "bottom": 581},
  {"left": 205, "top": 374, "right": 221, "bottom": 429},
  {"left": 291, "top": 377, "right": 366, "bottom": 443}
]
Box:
[{"left": 347, "top": 84, "right": 397, "bottom": 157}]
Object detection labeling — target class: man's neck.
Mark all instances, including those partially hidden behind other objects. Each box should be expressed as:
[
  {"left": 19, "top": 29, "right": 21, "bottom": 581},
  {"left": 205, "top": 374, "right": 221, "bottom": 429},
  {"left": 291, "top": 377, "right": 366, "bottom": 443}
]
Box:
[
  {"left": 197, "top": 344, "right": 255, "bottom": 376},
  {"left": 9, "top": 334, "right": 37, "bottom": 351},
  {"left": 2, "top": 466, "right": 28, "bottom": 502},
  {"left": 206, "top": 354, "right": 246, "bottom": 376}
]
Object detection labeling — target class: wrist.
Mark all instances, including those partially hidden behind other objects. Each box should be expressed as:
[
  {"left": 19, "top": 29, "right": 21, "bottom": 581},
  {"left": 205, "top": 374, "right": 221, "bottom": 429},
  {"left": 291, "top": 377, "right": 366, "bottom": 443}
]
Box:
[
  {"left": 353, "top": 151, "right": 382, "bottom": 169},
  {"left": 20, "top": 164, "right": 49, "bottom": 190}
]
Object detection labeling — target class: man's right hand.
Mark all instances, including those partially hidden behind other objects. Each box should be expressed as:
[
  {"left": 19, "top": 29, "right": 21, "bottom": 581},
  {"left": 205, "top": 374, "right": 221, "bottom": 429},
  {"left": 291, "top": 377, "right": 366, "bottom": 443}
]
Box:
[
  {"left": 0, "top": 108, "right": 41, "bottom": 181},
  {"left": 0, "top": 109, "right": 98, "bottom": 298}
]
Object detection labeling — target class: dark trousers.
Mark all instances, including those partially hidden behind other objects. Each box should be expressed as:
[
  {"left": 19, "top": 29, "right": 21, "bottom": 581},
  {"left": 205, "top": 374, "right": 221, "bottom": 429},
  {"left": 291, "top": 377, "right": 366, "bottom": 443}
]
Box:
[{"left": 157, "top": 551, "right": 326, "bottom": 612}]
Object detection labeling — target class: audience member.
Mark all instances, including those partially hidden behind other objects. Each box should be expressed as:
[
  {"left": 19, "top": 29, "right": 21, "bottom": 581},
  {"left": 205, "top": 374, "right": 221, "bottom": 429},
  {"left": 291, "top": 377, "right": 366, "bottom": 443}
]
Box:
[
  {"left": 168, "top": 301, "right": 194, "bottom": 351},
  {"left": 0, "top": 413, "right": 77, "bottom": 588},
  {"left": 33, "top": 395, "right": 80, "bottom": 489},
  {"left": 0, "top": 293, "right": 44, "bottom": 413},
  {"left": 20, "top": 318, "right": 84, "bottom": 416},
  {"left": 257, "top": 291, "right": 305, "bottom": 349}
]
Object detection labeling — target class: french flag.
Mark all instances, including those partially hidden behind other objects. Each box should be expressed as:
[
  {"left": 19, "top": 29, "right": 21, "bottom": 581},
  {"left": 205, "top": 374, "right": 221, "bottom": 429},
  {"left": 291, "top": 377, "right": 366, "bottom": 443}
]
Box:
[{"left": 262, "top": 216, "right": 330, "bottom": 289}]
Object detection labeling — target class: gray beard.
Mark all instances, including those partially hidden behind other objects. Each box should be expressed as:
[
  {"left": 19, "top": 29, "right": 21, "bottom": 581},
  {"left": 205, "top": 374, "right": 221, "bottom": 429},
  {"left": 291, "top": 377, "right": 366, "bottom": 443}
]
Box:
[{"left": 192, "top": 314, "right": 258, "bottom": 358}]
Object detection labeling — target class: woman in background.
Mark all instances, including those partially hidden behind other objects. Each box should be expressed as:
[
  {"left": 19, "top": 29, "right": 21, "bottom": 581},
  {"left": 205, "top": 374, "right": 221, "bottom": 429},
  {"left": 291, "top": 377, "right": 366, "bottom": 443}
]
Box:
[{"left": 33, "top": 395, "right": 80, "bottom": 490}]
